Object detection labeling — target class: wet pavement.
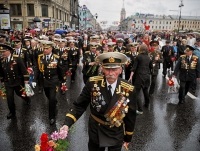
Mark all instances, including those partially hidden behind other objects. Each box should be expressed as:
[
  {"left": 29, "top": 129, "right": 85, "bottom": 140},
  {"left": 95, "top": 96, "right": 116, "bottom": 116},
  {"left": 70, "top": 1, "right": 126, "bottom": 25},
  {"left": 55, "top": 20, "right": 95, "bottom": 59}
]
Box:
[{"left": 0, "top": 65, "right": 200, "bottom": 151}]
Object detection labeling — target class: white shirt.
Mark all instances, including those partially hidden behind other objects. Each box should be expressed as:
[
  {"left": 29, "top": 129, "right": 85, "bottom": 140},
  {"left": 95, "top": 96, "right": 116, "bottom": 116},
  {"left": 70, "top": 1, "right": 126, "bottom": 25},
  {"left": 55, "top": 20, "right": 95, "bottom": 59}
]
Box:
[
  {"left": 106, "top": 80, "right": 117, "bottom": 96},
  {"left": 6, "top": 54, "right": 11, "bottom": 62}
]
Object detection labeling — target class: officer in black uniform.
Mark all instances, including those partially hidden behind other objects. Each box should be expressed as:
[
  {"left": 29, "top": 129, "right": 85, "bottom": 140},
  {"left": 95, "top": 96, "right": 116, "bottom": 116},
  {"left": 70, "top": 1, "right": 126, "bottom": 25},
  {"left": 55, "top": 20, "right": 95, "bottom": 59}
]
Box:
[
  {"left": 125, "top": 42, "right": 138, "bottom": 80},
  {"left": 0, "top": 44, "right": 31, "bottom": 119},
  {"left": 35, "top": 40, "right": 67, "bottom": 125},
  {"left": 149, "top": 41, "right": 163, "bottom": 96},
  {"left": 60, "top": 52, "right": 137, "bottom": 151},
  {"left": 68, "top": 39, "right": 80, "bottom": 82},
  {"left": 114, "top": 38, "right": 127, "bottom": 53},
  {"left": 12, "top": 39, "right": 31, "bottom": 68},
  {"left": 82, "top": 42, "right": 100, "bottom": 84},
  {"left": 173, "top": 45, "right": 200, "bottom": 104},
  {"left": 161, "top": 40, "right": 174, "bottom": 77}
]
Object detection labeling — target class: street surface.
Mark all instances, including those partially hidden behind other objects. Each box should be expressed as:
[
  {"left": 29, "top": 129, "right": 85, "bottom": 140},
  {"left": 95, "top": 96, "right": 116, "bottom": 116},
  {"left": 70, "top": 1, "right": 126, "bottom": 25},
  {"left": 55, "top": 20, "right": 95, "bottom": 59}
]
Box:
[{"left": 0, "top": 64, "right": 200, "bottom": 151}]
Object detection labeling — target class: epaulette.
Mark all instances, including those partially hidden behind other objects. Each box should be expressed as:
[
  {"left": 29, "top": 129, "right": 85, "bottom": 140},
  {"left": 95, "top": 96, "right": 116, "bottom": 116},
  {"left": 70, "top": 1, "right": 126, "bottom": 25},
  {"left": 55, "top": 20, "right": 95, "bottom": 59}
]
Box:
[
  {"left": 125, "top": 51, "right": 131, "bottom": 54},
  {"left": 123, "top": 46, "right": 126, "bottom": 48},
  {"left": 53, "top": 54, "right": 60, "bottom": 59},
  {"left": 180, "top": 55, "right": 186, "bottom": 58},
  {"left": 38, "top": 54, "right": 43, "bottom": 57},
  {"left": 192, "top": 55, "right": 198, "bottom": 59},
  {"left": 120, "top": 81, "right": 134, "bottom": 92},
  {"left": 75, "top": 47, "right": 78, "bottom": 49},
  {"left": 22, "top": 48, "right": 27, "bottom": 50},
  {"left": 89, "top": 76, "right": 105, "bottom": 87},
  {"left": 12, "top": 55, "right": 19, "bottom": 58},
  {"left": 85, "top": 51, "right": 90, "bottom": 54}
]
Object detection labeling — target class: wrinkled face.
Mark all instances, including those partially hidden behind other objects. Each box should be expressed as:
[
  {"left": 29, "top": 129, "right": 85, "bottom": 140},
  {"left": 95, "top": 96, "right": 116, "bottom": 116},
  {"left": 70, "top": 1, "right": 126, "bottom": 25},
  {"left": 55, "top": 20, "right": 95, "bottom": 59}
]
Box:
[
  {"left": 43, "top": 47, "right": 52, "bottom": 55},
  {"left": 130, "top": 46, "right": 137, "bottom": 52},
  {"left": 117, "top": 42, "right": 123, "bottom": 47},
  {"left": 0, "top": 50, "right": 10, "bottom": 58},
  {"left": 185, "top": 50, "right": 192, "bottom": 56},
  {"left": 102, "top": 67, "right": 122, "bottom": 84}
]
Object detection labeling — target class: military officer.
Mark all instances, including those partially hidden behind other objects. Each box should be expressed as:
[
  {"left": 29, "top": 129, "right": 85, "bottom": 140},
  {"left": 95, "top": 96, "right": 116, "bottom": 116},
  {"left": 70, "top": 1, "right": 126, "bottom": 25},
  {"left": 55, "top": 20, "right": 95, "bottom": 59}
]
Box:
[
  {"left": 125, "top": 42, "right": 138, "bottom": 80},
  {"left": 61, "top": 52, "right": 137, "bottom": 151},
  {"left": 161, "top": 40, "right": 174, "bottom": 77},
  {"left": 173, "top": 45, "right": 200, "bottom": 104},
  {"left": 82, "top": 42, "right": 100, "bottom": 84},
  {"left": 149, "top": 41, "right": 163, "bottom": 96},
  {"left": 13, "top": 39, "right": 31, "bottom": 68},
  {"left": 106, "top": 42, "right": 116, "bottom": 52},
  {"left": 68, "top": 39, "right": 80, "bottom": 83},
  {"left": 35, "top": 40, "right": 67, "bottom": 124},
  {"left": 114, "top": 38, "right": 127, "bottom": 53},
  {"left": 0, "top": 44, "right": 31, "bottom": 119}
]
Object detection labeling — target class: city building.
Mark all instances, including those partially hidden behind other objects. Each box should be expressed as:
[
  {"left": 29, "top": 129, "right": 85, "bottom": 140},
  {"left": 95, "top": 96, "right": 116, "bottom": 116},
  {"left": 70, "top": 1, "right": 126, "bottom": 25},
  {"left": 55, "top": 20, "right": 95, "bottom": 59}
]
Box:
[
  {"left": 78, "top": 5, "right": 101, "bottom": 31},
  {"left": 120, "top": 13, "right": 200, "bottom": 32},
  {"left": 120, "top": 0, "right": 126, "bottom": 22},
  {"left": 0, "top": 0, "right": 76, "bottom": 30}
]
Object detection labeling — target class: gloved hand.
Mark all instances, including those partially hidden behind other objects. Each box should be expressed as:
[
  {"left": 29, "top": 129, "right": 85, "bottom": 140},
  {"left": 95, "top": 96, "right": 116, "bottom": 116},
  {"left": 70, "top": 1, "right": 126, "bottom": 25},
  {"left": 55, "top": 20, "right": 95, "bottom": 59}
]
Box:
[{"left": 31, "top": 82, "right": 37, "bottom": 88}]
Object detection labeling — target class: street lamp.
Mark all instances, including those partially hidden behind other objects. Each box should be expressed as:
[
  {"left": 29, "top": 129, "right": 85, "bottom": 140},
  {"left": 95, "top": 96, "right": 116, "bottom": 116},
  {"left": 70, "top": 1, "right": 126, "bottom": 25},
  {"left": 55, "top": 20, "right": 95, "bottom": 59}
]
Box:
[
  {"left": 82, "top": 5, "right": 87, "bottom": 30},
  {"left": 94, "top": 13, "right": 98, "bottom": 30},
  {"left": 178, "top": 0, "right": 184, "bottom": 33}
]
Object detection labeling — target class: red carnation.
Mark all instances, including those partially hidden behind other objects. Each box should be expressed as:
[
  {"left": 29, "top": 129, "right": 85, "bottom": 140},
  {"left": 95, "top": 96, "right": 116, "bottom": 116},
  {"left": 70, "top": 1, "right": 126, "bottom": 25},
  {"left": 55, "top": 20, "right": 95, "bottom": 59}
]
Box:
[{"left": 40, "top": 133, "right": 49, "bottom": 143}]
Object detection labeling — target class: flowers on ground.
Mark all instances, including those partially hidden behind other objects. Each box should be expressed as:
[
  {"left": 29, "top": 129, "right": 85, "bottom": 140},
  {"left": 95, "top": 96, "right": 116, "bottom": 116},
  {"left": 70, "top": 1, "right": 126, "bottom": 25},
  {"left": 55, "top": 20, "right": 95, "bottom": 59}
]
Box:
[{"left": 35, "top": 128, "right": 69, "bottom": 151}]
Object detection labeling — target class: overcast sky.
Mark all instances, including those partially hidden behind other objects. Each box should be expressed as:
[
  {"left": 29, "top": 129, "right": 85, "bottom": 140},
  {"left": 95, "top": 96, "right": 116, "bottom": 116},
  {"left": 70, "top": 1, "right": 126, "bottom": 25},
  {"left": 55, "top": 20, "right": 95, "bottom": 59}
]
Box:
[{"left": 79, "top": 0, "right": 200, "bottom": 27}]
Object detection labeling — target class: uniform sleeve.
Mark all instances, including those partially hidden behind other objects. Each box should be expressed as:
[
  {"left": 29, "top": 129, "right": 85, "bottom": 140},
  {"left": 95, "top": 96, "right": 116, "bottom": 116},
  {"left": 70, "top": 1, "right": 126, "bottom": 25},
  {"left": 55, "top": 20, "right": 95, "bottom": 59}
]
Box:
[
  {"left": 17, "top": 57, "right": 29, "bottom": 81},
  {"left": 123, "top": 90, "right": 137, "bottom": 142},
  {"left": 0, "top": 61, "right": 4, "bottom": 82},
  {"left": 64, "top": 81, "right": 91, "bottom": 127},
  {"left": 173, "top": 57, "right": 181, "bottom": 76},
  {"left": 131, "top": 56, "right": 139, "bottom": 72}
]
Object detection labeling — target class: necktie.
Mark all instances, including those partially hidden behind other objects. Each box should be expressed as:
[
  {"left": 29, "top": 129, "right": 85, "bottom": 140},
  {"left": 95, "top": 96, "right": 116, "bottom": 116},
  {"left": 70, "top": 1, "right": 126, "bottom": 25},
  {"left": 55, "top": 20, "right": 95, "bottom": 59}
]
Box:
[
  {"left": 187, "top": 56, "right": 190, "bottom": 64},
  {"left": 108, "top": 85, "right": 112, "bottom": 100},
  {"left": 46, "top": 55, "right": 49, "bottom": 61}
]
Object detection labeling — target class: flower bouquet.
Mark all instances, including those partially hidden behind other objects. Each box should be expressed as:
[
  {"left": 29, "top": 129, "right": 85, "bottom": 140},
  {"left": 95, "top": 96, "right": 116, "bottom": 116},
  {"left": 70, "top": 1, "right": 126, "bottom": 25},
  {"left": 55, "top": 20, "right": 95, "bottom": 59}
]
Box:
[
  {"left": 0, "top": 84, "right": 6, "bottom": 99},
  {"left": 35, "top": 128, "right": 69, "bottom": 151},
  {"left": 166, "top": 77, "right": 179, "bottom": 94},
  {"left": 66, "top": 70, "right": 72, "bottom": 76},
  {"left": 61, "top": 82, "right": 68, "bottom": 92}
]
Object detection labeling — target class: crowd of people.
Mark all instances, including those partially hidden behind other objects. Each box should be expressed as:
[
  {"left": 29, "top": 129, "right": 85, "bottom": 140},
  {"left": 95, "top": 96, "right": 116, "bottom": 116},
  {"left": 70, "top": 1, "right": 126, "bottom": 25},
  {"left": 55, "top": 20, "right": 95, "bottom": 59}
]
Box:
[{"left": 0, "top": 28, "right": 200, "bottom": 150}]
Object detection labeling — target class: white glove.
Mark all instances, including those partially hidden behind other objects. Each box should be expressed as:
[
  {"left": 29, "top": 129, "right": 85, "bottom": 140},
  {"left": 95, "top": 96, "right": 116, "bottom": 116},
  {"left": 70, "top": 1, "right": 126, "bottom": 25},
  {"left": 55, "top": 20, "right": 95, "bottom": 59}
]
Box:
[{"left": 31, "top": 82, "right": 37, "bottom": 88}]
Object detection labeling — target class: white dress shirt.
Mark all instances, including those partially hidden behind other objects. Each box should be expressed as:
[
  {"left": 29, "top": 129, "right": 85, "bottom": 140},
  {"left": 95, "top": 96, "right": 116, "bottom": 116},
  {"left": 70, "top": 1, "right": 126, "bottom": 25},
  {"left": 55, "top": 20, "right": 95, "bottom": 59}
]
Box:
[{"left": 106, "top": 80, "right": 117, "bottom": 96}]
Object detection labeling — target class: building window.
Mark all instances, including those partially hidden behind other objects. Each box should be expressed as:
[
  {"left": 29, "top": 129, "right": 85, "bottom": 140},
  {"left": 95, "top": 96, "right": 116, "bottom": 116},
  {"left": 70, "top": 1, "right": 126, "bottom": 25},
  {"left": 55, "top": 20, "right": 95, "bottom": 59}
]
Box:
[
  {"left": 56, "top": 8, "right": 59, "bottom": 19},
  {"left": 152, "top": 26, "right": 154, "bottom": 29},
  {"left": 175, "top": 21, "right": 176, "bottom": 23},
  {"left": 10, "top": 4, "right": 22, "bottom": 16},
  {"left": 65, "top": 13, "right": 66, "bottom": 21},
  {"left": 27, "top": 4, "right": 34, "bottom": 16},
  {"left": 41, "top": 4, "right": 48, "bottom": 17},
  {"left": 60, "top": 10, "right": 61, "bottom": 20},
  {"left": 166, "top": 21, "right": 168, "bottom": 24},
  {"left": 52, "top": 6, "right": 54, "bottom": 18}
]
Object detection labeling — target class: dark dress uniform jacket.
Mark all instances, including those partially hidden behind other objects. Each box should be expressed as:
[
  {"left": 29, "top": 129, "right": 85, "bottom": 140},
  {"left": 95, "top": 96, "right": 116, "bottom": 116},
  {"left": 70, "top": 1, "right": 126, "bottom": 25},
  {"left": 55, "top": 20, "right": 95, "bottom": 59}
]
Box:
[
  {"left": 65, "top": 76, "right": 137, "bottom": 147},
  {"left": 161, "top": 45, "right": 174, "bottom": 62},
  {"left": 131, "top": 53, "right": 152, "bottom": 88},
  {"left": 114, "top": 46, "right": 127, "bottom": 53},
  {"left": 149, "top": 51, "right": 163, "bottom": 75},
  {"left": 68, "top": 47, "right": 80, "bottom": 68},
  {"left": 82, "top": 52, "right": 98, "bottom": 77},
  {"left": 35, "top": 54, "right": 67, "bottom": 87},
  {"left": 0, "top": 55, "right": 29, "bottom": 87},
  {"left": 174, "top": 55, "right": 200, "bottom": 81}
]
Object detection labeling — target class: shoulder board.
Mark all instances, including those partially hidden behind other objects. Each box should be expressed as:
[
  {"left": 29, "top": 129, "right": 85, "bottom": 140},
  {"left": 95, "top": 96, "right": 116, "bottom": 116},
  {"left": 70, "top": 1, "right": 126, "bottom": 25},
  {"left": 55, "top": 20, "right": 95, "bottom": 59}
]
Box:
[
  {"left": 22, "top": 48, "right": 27, "bottom": 50},
  {"left": 120, "top": 81, "right": 134, "bottom": 92},
  {"left": 123, "top": 46, "right": 126, "bottom": 48},
  {"left": 38, "top": 54, "right": 43, "bottom": 57},
  {"left": 89, "top": 76, "right": 105, "bottom": 87},
  {"left": 98, "top": 44, "right": 102, "bottom": 47},
  {"left": 12, "top": 55, "right": 19, "bottom": 58},
  {"left": 180, "top": 55, "right": 186, "bottom": 58},
  {"left": 125, "top": 51, "right": 130, "bottom": 54},
  {"left": 53, "top": 54, "right": 60, "bottom": 59},
  {"left": 75, "top": 47, "right": 78, "bottom": 49},
  {"left": 85, "top": 51, "right": 90, "bottom": 53},
  {"left": 192, "top": 55, "right": 198, "bottom": 59}
]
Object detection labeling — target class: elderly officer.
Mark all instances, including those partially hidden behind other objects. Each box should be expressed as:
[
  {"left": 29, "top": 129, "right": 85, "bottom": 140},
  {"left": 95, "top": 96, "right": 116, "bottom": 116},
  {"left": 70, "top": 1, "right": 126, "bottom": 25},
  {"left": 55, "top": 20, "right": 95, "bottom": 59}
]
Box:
[
  {"left": 82, "top": 42, "right": 100, "bottom": 84},
  {"left": 35, "top": 40, "right": 67, "bottom": 124},
  {"left": 0, "top": 44, "right": 31, "bottom": 119},
  {"left": 149, "top": 40, "right": 163, "bottom": 96},
  {"left": 68, "top": 39, "right": 80, "bottom": 83},
  {"left": 173, "top": 45, "right": 200, "bottom": 104},
  {"left": 61, "top": 52, "right": 137, "bottom": 151},
  {"left": 114, "top": 38, "right": 127, "bottom": 53}
]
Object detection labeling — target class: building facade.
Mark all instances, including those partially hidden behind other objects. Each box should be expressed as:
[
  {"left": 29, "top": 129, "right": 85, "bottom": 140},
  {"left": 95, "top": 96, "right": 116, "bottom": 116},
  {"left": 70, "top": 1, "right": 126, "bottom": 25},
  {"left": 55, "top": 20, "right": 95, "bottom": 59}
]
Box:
[
  {"left": 78, "top": 5, "right": 100, "bottom": 31},
  {"left": 120, "top": 13, "right": 200, "bottom": 32},
  {"left": 0, "top": 0, "right": 75, "bottom": 30}
]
